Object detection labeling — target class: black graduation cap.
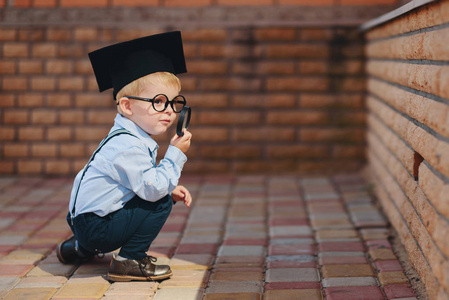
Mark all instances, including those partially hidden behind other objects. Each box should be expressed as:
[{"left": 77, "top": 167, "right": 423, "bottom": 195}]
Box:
[{"left": 88, "top": 31, "right": 187, "bottom": 99}]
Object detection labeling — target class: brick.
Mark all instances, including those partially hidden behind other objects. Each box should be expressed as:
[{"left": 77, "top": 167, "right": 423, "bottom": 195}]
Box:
[
  {"left": 300, "top": 93, "right": 363, "bottom": 109},
  {"left": 264, "top": 289, "right": 321, "bottom": 300},
  {"left": 47, "top": 93, "right": 72, "bottom": 107},
  {"left": 58, "top": 110, "right": 85, "bottom": 125},
  {"left": 58, "top": 77, "right": 84, "bottom": 91},
  {"left": 180, "top": 30, "right": 227, "bottom": 42},
  {"left": 17, "top": 161, "right": 42, "bottom": 174},
  {"left": 86, "top": 110, "right": 116, "bottom": 125},
  {"left": 321, "top": 264, "right": 375, "bottom": 278},
  {"left": 199, "top": 111, "right": 261, "bottom": 125},
  {"left": 367, "top": 62, "right": 449, "bottom": 102},
  {"left": 4, "top": 144, "right": 28, "bottom": 158},
  {"left": 266, "top": 45, "right": 329, "bottom": 58},
  {"left": 58, "top": 44, "right": 84, "bottom": 57},
  {"left": 164, "top": 0, "right": 210, "bottom": 5},
  {"left": 264, "top": 282, "right": 320, "bottom": 290},
  {"left": 266, "top": 77, "right": 328, "bottom": 91},
  {"left": 33, "top": 0, "right": 57, "bottom": 7},
  {"left": 0, "top": 161, "right": 14, "bottom": 174},
  {"left": 299, "top": 61, "right": 328, "bottom": 74},
  {"left": 31, "top": 109, "right": 57, "bottom": 124},
  {"left": 73, "top": 28, "right": 98, "bottom": 41},
  {"left": 31, "top": 77, "right": 56, "bottom": 91},
  {"left": 32, "top": 43, "right": 57, "bottom": 57},
  {"left": 0, "top": 29, "right": 16, "bottom": 41},
  {"left": 0, "top": 128, "right": 15, "bottom": 141},
  {"left": 59, "top": 144, "right": 86, "bottom": 158},
  {"left": 75, "top": 93, "right": 114, "bottom": 108},
  {"left": 279, "top": 0, "right": 332, "bottom": 4},
  {"left": 367, "top": 27, "right": 449, "bottom": 61},
  {"left": 254, "top": 28, "right": 297, "bottom": 41},
  {"left": 46, "top": 60, "right": 73, "bottom": 74},
  {"left": 201, "top": 146, "right": 262, "bottom": 159},
  {"left": 211, "top": 271, "right": 263, "bottom": 281},
  {"left": 267, "top": 111, "right": 329, "bottom": 125},
  {"left": 2, "top": 77, "right": 28, "bottom": 91},
  {"left": 18, "top": 29, "right": 44, "bottom": 41},
  {"left": 267, "top": 145, "right": 327, "bottom": 159},
  {"left": 319, "top": 256, "right": 369, "bottom": 265},
  {"left": 378, "top": 271, "right": 410, "bottom": 285},
  {"left": 200, "top": 78, "right": 261, "bottom": 91},
  {"left": 18, "top": 127, "right": 43, "bottom": 141},
  {"left": 112, "top": 0, "right": 158, "bottom": 5},
  {"left": 3, "top": 288, "right": 57, "bottom": 300},
  {"left": 45, "top": 160, "right": 71, "bottom": 175},
  {"left": 18, "top": 60, "right": 43, "bottom": 74},
  {"left": 3, "top": 110, "right": 29, "bottom": 124},
  {"left": 342, "top": 0, "right": 396, "bottom": 4},
  {"left": 154, "top": 288, "right": 205, "bottom": 299},
  {"left": 265, "top": 268, "right": 319, "bottom": 282},
  {"left": 46, "top": 29, "right": 71, "bottom": 41},
  {"left": 187, "top": 61, "right": 228, "bottom": 74},
  {"left": 46, "top": 127, "right": 72, "bottom": 141},
  {"left": 300, "top": 129, "right": 365, "bottom": 143},
  {"left": 53, "top": 282, "right": 110, "bottom": 298},
  {"left": 204, "top": 293, "right": 261, "bottom": 300},
  {"left": 300, "top": 28, "right": 333, "bottom": 41},
  {"left": 217, "top": 0, "right": 271, "bottom": 4},
  {"left": 13, "top": 0, "right": 31, "bottom": 6},
  {"left": 230, "top": 94, "right": 294, "bottom": 108},
  {"left": 192, "top": 128, "right": 229, "bottom": 142},
  {"left": 200, "top": 44, "right": 261, "bottom": 58},
  {"left": 324, "top": 286, "right": 384, "bottom": 300},
  {"left": 0, "top": 94, "right": 15, "bottom": 107},
  {"left": 383, "top": 284, "right": 415, "bottom": 299},
  {"left": 0, "top": 61, "right": 16, "bottom": 74},
  {"left": 60, "top": 0, "right": 107, "bottom": 6},
  {"left": 322, "top": 277, "right": 377, "bottom": 287},
  {"left": 233, "top": 127, "right": 295, "bottom": 142},
  {"left": 75, "top": 59, "right": 92, "bottom": 74},
  {"left": 3, "top": 43, "right": 28, "bottom": 57},
  {"left": 74, "top": 127, "right": 109, "bottom": 141},
  {"left": 31, "top": 144, "right": 57, "bottom": 158}
]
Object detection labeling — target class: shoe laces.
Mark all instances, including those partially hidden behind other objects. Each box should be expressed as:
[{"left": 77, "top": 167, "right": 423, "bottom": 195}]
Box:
[
  {"left": 138, "top": 255, "right": 158, "bottom": 281},
  {"left": 140, "top": 255, "right": 157, "bottom": 266}
]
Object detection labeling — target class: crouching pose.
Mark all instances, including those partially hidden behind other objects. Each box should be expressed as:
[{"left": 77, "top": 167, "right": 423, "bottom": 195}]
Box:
[{"left": 57, "top": 31, "right": 192, "bottom": 282}]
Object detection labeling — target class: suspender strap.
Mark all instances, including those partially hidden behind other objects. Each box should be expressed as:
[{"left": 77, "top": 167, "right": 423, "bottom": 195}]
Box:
[{"left": 70, "top": 129, "right": 137, "bottom": 221}]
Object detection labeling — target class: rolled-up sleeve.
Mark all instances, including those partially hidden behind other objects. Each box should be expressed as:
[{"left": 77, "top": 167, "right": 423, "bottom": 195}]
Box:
[{"left": 107, "top": 145, "right": 187, "bottom": 201}]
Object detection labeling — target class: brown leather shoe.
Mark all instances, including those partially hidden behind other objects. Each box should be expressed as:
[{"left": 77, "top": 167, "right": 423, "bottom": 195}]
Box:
[{"left": 107, "top": 256, "right": 172, "bottom": 282}]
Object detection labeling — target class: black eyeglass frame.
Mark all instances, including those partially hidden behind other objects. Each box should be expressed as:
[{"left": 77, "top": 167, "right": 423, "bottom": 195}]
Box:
[{"left": 120, "top": 94, "right": 187, "bottom": 113}]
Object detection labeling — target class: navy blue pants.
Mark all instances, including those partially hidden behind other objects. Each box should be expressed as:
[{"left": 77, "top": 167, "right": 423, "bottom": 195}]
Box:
[{"left": 67, "top": 195, "right": 172, "bottom": 260}]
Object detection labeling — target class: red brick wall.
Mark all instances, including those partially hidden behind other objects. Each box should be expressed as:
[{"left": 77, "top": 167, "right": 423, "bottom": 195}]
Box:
[
  {"left": 364, "top": 0, "right": 449, "bottom": 298},
  {"left": 0, "top": 1, "right": 398, "bottom": 175}
]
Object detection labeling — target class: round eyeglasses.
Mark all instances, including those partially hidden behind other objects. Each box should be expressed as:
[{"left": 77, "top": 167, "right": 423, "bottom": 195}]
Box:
[{"left": 123, "top": 94, "right": 186, "bottom": 113}]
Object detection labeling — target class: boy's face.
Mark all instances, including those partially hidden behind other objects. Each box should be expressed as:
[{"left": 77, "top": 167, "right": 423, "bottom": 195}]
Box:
[{"left": 128, "top": 82, "right": 178, "bottom": 136}]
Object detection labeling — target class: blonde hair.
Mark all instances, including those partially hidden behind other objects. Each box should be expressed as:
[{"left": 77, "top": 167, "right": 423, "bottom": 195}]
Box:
[{"left": 116, "top": 72, "right": 181, "bottom": 110}]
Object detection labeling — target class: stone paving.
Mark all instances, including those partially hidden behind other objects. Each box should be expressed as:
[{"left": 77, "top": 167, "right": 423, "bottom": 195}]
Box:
[{"left": 0, "top": 174, "right": 419, "bottom": 299}]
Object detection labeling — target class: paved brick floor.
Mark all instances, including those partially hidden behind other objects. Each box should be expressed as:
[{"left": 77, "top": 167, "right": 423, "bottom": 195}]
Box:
[{"left": 0, "top": 174, "right": 418, "bottom": 299}]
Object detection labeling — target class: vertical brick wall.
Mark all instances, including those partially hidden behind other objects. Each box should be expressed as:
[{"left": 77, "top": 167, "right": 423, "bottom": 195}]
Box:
[
  {"left": 364, "top": 0, "right": 449, "bottom": 298},
  {"left": 0, "top": 1, "right": 399, "bottom": 175}
]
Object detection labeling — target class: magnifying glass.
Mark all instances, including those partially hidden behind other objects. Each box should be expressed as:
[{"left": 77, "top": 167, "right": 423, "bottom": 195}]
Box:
[{"left": 177, "top": 106, "right": 191, "bottom": 137}]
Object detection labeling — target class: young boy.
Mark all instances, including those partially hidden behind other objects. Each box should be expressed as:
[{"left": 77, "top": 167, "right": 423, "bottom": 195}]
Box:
[{"left": 57, "top": 31, "right": 192, "bottom": 282}]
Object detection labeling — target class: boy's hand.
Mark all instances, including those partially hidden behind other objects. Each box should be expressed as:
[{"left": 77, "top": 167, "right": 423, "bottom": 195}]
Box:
[
  {"left": 170, "top": 130, "right": 192, "bottom": 154},
  {"left": 172, "top": 185, "right": 192, "bottom": 207}
]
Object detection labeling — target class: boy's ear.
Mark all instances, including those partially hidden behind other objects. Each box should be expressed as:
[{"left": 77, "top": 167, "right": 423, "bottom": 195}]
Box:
[{"left": 118, "top": 97, "right": 133, "bottom": 116}]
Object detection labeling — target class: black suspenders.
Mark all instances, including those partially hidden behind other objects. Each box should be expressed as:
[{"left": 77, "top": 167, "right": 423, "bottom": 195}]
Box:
[{"left": 70, "top": 128, "right": 136, "bottom": 225}]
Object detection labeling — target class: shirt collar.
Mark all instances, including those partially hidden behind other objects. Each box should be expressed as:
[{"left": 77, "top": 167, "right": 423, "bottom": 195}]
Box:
[{"left": 112, "top": 113, "right": 159, "bottom": 152}]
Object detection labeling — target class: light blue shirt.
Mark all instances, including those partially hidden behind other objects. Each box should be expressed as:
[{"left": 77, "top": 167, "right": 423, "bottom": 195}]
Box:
[{"left": 69, "top": 113, "right": 187, "bottom": 217}]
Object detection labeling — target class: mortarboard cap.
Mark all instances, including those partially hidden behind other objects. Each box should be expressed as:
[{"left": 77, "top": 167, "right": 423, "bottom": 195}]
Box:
[{"left": 88, "top": 31, "right": 187, "bottom": 99}]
